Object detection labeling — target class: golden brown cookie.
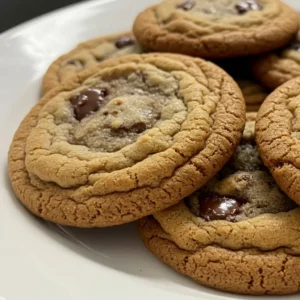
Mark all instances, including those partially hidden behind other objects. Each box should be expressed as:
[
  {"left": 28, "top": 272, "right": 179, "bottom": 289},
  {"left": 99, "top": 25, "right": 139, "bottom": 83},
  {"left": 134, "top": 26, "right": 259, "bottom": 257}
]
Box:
[
  {"left": 133, "top": 0, "right": 299, "bottom": 59},
  {"left": 8, "top": 53, "right": 245, "bottom": 227},
  {"left": 42, "top": 32, "right": 143, "bottom": 94},
  {"left": 252, "top": 23, "right": 300, "bottom": 89},
  {"left": 138, "top": 115, "right": 300, "bottom": 295},
  {"left": 256, "top": 76, "right": 300, "bottom": 206}
]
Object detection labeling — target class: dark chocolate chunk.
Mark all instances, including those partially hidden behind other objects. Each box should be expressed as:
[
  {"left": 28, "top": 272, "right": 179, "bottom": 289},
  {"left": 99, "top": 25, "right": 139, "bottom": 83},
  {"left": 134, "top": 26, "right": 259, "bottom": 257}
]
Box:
[
  {"left": 177, "top": 0, "right": 195, "bottom": 11},
  {"left": 130, "top": 122, "right": 147, "bottom": 134},
  {"left": 235, "top": 0, "right": 261, "bottom": 14},
  {"left": 115, "top": 36, "right": 135, "bottom": 49},
  {"left": 71, "top": 88, "right": 107, "bottom": 121},
  {"left": 197, "top": 192, "right": 245, "bottom": 222}
]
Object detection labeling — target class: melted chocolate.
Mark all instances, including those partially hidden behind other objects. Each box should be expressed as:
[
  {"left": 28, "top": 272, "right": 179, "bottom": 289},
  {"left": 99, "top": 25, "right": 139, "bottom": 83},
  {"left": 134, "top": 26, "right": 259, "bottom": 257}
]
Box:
[
  {"left": 71, "top": 88, "right": 107, "bottom": 121},
  {"left": 115, "top": 36, "right": 135, "bottom": 49},
  {"left": 197, "top": 193, "right": 245, "bottom": 222},
  {"left": 177, "top": 0, "right": 195, "bottom": 11},
  {"left": 235, "top": 0, "right": 261, "bottom": 14},
  {"left": 129, "top": 122, "right": 147, "bottom": 133}
]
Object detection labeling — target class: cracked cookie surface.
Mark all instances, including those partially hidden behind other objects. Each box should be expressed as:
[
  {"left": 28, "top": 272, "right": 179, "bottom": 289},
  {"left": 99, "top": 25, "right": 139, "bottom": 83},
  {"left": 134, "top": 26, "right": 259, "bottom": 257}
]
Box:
[
  {"left": 138, "top": 113, "right": 300, "bottom": 295},
  {"left": 256, "top": 76, "right": 300, "bottom": 206},
  {"left": 42, "top": 32, "right": 143, "bottom": 94},
  {"left": 133, "top": 0, "right": 299, "bottom": 59},
  {"left": 252, "top": 22, "right": 300, "bottom": 89},
  {"left": 8, "top": 53, "right": 245, "bottom": 227}
]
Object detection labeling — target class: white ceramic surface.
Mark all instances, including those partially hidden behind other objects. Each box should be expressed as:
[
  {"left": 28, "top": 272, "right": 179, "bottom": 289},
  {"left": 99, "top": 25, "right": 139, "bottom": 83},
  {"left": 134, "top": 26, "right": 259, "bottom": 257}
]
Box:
[{"left": 0, "top": 1, "right": 299, "bottom": 299}]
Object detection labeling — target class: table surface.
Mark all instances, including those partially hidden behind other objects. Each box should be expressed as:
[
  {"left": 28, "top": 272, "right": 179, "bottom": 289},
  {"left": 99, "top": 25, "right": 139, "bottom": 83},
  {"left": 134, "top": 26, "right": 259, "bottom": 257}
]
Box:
[{"left": 1, "top": 0, "right": 84, "bottom": 33}]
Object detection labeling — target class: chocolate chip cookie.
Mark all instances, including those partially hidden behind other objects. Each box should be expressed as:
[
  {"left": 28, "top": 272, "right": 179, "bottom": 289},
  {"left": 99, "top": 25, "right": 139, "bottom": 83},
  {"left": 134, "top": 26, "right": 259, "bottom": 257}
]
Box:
[
  {"left": 256, "top": 76, "right": 300, "bottom": 206},
  {"left": 8, "top": 53, "right": 245, "bottom": 227},
  {"left": 42, "top": 32, "right": 143, "bottom": 94},
  {"left": 133, "top": 0, "right": 299, "bottom": 59},
  {"left": 252, "top": 23, "right": 300, "bottom": 89},
  {"left": 138, "top": 113, "right": 300, "bottom": 295}
]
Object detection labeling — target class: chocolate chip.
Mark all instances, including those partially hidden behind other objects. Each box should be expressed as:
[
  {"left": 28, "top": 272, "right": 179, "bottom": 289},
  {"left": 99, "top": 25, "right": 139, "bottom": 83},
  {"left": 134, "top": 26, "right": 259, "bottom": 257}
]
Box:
[
  {"left": 177, "top": 0, "right": 195, "bottom": 11},
  {"left": 290, "top": 41, "right": 300, "bottom": 52},
  {"left": 197, "top": 192, "right": 245, "bottom": 222},
  {"left": 115, "top": 36, "right": 135, "bottom": 49},
  {"left": 130, "top": 122, "right": 147, "bottom": 134},
  {"left": 235, "top": 0, "right": 261, "bottom": 14},
  {"left": 71, "top": 88, "right": 107, "bottom": 121}
]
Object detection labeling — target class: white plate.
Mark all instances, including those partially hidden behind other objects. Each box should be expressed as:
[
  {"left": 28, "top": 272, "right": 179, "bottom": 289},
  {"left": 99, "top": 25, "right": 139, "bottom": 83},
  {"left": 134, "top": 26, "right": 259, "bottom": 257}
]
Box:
[{"left": 0, "top": 0, "right": 299, "bottom": 299}]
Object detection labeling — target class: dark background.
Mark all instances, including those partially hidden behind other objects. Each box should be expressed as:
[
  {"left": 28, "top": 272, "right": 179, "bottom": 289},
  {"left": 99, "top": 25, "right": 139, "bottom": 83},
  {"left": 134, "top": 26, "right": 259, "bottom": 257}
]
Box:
[{"left": 0, "top": 0, "right": 85, "bottom": 33}]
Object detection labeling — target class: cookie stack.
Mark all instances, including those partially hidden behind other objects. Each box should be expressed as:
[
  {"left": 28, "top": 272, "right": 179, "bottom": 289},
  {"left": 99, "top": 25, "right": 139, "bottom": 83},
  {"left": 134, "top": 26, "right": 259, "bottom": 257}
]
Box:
[{"left": 8, "top": 0, "right": 300, "bottom": 296}]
